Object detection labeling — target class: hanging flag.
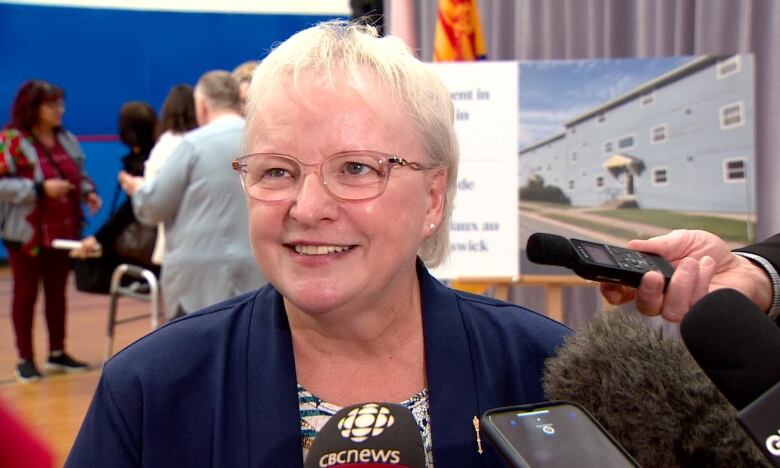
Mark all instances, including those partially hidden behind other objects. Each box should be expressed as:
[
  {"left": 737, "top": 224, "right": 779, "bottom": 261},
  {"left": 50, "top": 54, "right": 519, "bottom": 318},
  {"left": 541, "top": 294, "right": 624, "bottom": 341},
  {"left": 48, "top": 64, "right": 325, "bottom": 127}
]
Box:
[{"left": 433, "top": 0, "right": 487, "bottom": 61}]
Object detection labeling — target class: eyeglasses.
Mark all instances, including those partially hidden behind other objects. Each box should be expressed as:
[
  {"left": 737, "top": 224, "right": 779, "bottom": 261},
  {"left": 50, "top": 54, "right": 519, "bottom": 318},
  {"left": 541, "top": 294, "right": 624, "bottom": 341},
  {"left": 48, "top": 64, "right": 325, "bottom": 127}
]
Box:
[
  {"left": 43, "top": 100, "right": 65, "bottom": 110},
  {"left": 232, "top": 150, "right": 431, "bottom": 202}
]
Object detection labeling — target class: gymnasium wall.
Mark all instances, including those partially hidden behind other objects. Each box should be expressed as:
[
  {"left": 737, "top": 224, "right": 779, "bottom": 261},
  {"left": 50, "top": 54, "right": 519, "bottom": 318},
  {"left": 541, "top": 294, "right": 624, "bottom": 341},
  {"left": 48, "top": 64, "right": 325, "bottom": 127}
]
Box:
[{"left": 0, "top": 0, "right": 349, "bottom": 259}]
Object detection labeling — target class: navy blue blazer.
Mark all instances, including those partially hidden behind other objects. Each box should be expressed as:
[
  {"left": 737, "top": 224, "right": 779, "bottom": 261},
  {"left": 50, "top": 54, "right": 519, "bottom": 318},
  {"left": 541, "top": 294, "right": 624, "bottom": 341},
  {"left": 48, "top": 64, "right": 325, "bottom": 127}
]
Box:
[{"left": 67, "top": 263, "right": 570, "bottom": 467}]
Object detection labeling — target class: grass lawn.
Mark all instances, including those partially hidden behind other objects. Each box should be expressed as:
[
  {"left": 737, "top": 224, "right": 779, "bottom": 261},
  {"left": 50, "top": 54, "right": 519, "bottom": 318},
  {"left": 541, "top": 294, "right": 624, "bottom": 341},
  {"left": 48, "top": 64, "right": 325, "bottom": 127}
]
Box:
[
  {"left": 588, "top": 209, "right": 753, "bottom": 243},
  {"left": 545, "top": 213, "right": 644, "bottom": 240}
]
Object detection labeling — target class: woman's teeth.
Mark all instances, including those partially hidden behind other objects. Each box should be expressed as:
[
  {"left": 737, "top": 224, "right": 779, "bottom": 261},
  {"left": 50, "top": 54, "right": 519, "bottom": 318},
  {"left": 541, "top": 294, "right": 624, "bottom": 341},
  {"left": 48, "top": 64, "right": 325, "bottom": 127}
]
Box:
[{"left": 294, "top": 245, "right": 352, "bottom": 255}]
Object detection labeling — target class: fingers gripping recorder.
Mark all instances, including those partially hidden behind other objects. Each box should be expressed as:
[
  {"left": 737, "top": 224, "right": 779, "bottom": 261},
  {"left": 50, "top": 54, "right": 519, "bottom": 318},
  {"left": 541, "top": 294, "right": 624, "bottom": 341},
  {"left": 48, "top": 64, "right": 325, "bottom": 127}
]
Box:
[{"left": 526, "top": 233, "right": 675, "bottom": 290}]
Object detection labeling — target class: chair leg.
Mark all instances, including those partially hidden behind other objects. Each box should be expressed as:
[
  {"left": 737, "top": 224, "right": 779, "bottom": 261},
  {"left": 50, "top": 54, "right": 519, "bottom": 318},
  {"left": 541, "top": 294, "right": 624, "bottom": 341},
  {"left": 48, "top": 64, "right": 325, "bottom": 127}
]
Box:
[{"left": 104, "top": 264, "right": 160, "bottom": 361}]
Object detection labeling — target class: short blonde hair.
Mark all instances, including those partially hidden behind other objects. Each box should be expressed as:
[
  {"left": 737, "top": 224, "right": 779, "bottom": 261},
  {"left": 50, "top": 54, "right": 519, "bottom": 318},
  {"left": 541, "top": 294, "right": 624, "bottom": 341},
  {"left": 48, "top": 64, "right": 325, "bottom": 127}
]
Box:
[
  {"left": 245, "top": 20, "right": 458, "bottom": 267},
  {"left": 232, "top": 60, "right": 259, "bottom": 84}
]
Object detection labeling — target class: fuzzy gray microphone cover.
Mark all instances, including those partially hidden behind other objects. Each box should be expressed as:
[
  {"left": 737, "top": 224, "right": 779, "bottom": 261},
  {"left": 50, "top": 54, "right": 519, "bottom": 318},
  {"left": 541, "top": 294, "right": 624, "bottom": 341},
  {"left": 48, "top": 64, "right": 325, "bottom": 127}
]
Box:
[{"left": 543, "top": 309, "right": 769, "bottom": 467}]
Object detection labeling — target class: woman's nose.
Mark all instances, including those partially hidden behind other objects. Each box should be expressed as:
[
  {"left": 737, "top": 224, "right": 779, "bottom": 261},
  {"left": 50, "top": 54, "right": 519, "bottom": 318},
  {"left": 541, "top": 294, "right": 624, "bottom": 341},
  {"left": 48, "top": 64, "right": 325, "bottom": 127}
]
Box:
[{"left": 288, "top": 172, "right": 338, "bottom": 225}]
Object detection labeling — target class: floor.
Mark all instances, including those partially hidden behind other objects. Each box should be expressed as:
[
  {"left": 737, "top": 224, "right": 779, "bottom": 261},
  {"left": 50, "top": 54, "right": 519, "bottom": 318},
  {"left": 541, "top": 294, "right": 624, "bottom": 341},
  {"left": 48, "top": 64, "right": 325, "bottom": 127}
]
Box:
[{"left": 0, "top": 268, "right": 158, "bottom": 465}]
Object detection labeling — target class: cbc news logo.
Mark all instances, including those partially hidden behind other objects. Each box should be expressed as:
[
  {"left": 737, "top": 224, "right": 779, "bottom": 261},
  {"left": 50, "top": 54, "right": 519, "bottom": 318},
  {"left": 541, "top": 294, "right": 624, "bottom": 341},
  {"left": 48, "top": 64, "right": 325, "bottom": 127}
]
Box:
[
  {"left": 338, "top": 403, "right": 395, "bottom": 442},
  {"left": 767, "top": 430, "right": 780, "bottom": 457}
]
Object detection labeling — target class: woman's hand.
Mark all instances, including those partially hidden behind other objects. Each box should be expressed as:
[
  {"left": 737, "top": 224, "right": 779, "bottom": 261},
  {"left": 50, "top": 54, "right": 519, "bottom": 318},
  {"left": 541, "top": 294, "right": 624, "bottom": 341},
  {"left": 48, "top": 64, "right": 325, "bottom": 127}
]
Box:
[
  {"left": 70, "top": 236, "right": 102, "bottom": 259},
  {"left": 43, "top": 179, "right": 74, "bottom": 198},
  {"left": 85, "top": 192, "right": 102, "bottom": 215},
  {"left": 118, "top": 171, "right": 144, "bottom": 196},
  {"left": 600, "top": 229, "right": 772, "bottom": 322}
]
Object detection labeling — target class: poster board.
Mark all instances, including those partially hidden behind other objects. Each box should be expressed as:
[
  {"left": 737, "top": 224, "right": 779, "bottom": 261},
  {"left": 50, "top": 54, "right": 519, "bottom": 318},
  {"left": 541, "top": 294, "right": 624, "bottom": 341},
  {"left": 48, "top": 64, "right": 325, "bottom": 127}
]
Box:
[
  {"left": 517, "top": 55, "right": 756, "bottom": 257},
  {"left": 426, "top": 61, "right": 519, "bottom": 279}
]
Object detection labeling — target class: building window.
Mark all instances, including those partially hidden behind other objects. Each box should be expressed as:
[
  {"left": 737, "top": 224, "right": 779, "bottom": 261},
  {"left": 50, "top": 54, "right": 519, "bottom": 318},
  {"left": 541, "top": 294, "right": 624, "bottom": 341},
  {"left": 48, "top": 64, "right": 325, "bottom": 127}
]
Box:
[
  {"left": 595, "top": 176, "right": 604, "bottom": 188},
  {"left": 603, "top": 140, "right": 613, "bottom": 154},
  {"left": 569, "top": 151, "right": 577, "bottom": 164},
  {"left": 568, "top": 179, "right": 575, "bottom": 190},
  {"left": 723, "top": 158, "right": 746, "bottom": 182},
  {"left": 652, "top": 167, "right": 669, "bottom": 186},
  {"left": 720, "top": 102, "right": 744, "bottom": 129},
  {"left": 651, "top": 124, "right": 668, "bottom": 144},
  {"left": 640, "top": 91, "right": 655, "bottom": 107},
  {"left": 617, "top": 134, "right": 635, "bottom": 150},
  {"left": 717, "top": 56, "right": 741, "bottom": 79}
]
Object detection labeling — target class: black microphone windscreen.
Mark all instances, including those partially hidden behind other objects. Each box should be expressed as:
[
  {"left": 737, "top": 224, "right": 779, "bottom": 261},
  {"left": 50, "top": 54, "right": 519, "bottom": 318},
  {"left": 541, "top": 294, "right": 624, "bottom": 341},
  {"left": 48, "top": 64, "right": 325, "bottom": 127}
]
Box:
[
  {"left": 526, "top": 233, "right": 576, "bottom": 267},
  {"left": 544, "top": 308, "right": 770, "bottom": 467},
  {"left": 304, "top": 402, "right": 426, "bottom": 468},
  {"left": 680, "top": 288, "right": 780, "bottom": 410}
]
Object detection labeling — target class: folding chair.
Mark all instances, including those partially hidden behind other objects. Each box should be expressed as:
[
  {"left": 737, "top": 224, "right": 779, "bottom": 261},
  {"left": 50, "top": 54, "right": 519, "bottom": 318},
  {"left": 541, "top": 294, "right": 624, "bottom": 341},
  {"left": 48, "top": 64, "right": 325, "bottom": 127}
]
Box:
[{"left": 105, "top": 264, "right": 161, "bottom": 360}]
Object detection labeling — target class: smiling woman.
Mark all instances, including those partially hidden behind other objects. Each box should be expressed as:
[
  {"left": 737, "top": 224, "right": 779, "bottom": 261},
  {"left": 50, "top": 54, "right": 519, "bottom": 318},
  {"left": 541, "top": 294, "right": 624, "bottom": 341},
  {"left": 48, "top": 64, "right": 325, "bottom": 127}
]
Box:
[{"left": 67, "top": 20, "right": 571, "bottom": 468}]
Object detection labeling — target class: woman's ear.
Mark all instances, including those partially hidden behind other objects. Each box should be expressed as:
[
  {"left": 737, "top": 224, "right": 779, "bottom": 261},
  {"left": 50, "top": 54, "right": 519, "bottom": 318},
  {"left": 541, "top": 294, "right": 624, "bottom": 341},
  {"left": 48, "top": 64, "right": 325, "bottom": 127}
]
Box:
[{"left": 424, "top": 168, "right": 448, "bottom": 229}]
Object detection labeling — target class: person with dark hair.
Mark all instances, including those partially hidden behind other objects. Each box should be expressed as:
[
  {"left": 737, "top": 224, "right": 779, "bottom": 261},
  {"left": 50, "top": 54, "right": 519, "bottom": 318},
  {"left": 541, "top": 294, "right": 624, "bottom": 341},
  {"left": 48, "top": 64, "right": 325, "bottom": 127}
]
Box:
[
  {"left": 142, "top": 84, "right": 197, "bottom": 265},
  {"left": 76, "top": 101, "right": 158, "bottom": 268},
  {"left": 0, "top": 79, "right": 101, "bottom": 382}
]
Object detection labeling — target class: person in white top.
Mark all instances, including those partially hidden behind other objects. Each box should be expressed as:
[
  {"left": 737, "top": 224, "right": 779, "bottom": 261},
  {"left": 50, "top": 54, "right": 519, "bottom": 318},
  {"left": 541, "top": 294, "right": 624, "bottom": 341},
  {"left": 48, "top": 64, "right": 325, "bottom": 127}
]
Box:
[{"left": 143, "top": 84, "right": 197, "bottom": 265}]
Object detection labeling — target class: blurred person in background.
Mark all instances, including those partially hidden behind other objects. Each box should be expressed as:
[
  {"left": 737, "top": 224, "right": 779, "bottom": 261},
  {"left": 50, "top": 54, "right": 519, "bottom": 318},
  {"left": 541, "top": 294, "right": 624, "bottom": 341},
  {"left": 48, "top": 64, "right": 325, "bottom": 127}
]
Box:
[
  {"left": 231, "top": 60, "right": 258, "bottom": 113},
  {"left": 77, "top": 101, "right": 158, "bottom": 270},
  {"left": 143, "top": 84, "right": 197, "bottom": 266},
  {"left": 119, "top": 70, "right": 265, "bottom": 320},
  {"left": 0, "top": 80, "right": 101, "bottom": 382}
]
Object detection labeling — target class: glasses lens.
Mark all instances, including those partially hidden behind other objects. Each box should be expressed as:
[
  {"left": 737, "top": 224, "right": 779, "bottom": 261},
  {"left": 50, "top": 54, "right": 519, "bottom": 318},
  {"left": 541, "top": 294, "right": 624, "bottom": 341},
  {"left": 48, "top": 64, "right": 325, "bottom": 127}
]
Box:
[
  {"left": 324, "top": 152, "right": 388, "bottom": 200},
  {"left": 240, "top": 154, "right": 300, "bottom": 201},
  {"left": 44, "top": 100, "right": 65, "bottom": 110}
]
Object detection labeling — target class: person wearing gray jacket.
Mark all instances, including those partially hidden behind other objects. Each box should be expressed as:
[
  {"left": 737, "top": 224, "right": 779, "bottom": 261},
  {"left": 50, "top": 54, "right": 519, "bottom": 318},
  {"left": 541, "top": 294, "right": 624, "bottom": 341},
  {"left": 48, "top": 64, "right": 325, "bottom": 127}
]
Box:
[{"left": 120, "top": 70, "right": 265, "bottom": 319}]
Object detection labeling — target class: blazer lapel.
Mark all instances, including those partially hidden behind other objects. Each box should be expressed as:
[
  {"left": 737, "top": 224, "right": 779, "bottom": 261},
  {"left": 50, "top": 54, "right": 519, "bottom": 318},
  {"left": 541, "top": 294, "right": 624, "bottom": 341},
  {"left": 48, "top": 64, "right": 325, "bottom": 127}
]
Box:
[
  {"left": 419, "top": 264, "right": 484, "bottom": 467},
  {"left": 246, "top": 286, "right": 304, "bottom": 467}
]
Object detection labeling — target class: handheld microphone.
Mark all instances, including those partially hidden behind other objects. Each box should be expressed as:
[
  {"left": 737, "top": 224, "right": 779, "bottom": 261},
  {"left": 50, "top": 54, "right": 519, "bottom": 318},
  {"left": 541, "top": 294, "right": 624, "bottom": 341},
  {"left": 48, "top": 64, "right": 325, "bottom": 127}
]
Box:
[
  {"left": 544, "top": 307, "right": 769, "bottom": 467},
  {"left": 526, "top": 232, "right": 674, "bottom": 289},
  {"left": 304, "top": 402, "right": 426, "bottom": 468},
  {"left": 681, "top": 288, "right": 780, "bottom": 467}
]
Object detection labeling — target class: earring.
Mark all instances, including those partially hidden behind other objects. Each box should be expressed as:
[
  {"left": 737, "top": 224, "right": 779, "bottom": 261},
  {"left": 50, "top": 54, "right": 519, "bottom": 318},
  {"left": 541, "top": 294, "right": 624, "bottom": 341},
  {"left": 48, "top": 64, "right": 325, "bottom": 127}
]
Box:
[{"left": 429, "top": 223, "right": 435, "bottom": 231}]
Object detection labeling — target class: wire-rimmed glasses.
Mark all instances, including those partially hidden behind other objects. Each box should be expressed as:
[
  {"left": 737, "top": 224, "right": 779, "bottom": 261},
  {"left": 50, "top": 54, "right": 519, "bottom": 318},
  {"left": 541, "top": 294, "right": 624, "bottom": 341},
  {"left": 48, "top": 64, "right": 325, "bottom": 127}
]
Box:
[{"left": 232, "top": 150, "right": 430, "bottom": 202}]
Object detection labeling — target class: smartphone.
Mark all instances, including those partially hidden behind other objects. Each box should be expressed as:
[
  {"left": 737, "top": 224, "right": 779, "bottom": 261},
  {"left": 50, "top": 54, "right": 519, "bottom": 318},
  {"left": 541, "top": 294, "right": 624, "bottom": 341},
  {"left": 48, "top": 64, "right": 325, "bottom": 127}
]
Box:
[
  {"left": 526, "top": 233, "right": 675, "bottom": 290},
  {"left": 569, "top": 237, "right": 674, "bottom": 289},
  {"left": 482, "top": 401, "right": 638, "bottom": 468}
]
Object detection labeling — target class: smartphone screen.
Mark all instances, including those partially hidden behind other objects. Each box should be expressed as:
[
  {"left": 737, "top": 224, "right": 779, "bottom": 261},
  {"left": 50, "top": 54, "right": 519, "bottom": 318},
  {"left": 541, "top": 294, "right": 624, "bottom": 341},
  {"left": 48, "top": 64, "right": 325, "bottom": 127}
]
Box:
[{"left": 485, "top": 403, "right": 637, "bottom": 468}]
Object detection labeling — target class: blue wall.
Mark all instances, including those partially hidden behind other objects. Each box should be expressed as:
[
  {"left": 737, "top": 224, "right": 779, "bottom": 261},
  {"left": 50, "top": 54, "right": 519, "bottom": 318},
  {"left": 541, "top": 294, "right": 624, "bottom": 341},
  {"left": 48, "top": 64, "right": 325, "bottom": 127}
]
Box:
[{"left": 0, "top": 3, "right": 343, "bottom": 260}]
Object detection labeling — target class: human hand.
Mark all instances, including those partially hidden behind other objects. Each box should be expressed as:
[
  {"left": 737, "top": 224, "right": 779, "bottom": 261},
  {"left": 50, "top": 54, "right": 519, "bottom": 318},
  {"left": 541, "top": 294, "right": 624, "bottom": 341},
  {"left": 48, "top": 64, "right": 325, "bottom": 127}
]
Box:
[
  {"left": 69, "top": 236, "right": 102, "bottom": 259},
  {"left": 85, "top": 192, "right": 102, "bottom": 215},
  {"left": 600, "top": 229, "right": 772, "bottom": 322},
  {"left": 43, "top": 179, "right": 74, "bottom": 198},
  {"left": 118, "top": 171, "right": 143, "bottom": 196}
]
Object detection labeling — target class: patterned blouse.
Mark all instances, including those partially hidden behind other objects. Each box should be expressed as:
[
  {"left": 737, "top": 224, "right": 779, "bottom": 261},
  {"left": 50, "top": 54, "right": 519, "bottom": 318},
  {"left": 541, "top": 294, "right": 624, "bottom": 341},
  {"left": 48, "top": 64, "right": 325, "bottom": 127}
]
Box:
[{"left": 298, "top": 384, "right": 434, "bottom": 467}]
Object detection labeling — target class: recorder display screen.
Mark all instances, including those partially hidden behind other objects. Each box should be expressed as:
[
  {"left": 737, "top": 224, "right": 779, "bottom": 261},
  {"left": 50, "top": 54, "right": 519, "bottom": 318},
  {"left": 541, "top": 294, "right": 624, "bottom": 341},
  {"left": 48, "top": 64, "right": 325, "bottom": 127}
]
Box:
[{"left": 580, "top": 242, "right": 616, "bottom": 266}]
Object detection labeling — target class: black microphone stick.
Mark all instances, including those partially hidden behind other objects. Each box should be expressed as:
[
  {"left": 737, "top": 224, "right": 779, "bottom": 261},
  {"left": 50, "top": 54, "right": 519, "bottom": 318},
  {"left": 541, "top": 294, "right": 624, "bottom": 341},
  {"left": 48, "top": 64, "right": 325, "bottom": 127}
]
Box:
[
  {"left": 681, "top": 288, "right": 780, "bottom": 467},
  {"left": 304, "top": 402, "right": 426, "bottom": 468}
]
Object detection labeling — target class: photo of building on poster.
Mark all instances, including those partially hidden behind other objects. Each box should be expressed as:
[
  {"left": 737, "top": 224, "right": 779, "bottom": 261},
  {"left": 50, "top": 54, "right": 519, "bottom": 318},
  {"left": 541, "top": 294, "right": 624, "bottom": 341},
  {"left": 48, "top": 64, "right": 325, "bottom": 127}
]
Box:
[{"left": 518, "top": 55, "right": 756, "bottom": 252}]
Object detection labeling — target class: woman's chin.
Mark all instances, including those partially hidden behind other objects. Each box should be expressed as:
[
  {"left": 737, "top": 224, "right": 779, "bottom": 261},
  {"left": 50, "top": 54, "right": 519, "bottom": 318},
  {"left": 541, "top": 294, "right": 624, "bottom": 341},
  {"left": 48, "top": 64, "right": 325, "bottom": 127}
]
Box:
[{"left": 282, "top": 282, "right": 352, "bottom": 316}]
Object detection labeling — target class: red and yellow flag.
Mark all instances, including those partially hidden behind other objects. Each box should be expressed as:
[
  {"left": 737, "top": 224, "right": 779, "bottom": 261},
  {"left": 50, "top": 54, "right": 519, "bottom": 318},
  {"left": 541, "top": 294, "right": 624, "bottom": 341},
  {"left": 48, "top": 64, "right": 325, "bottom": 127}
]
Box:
[{"left": 433, "top": 0, "right": 487, "bottom": 61}]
